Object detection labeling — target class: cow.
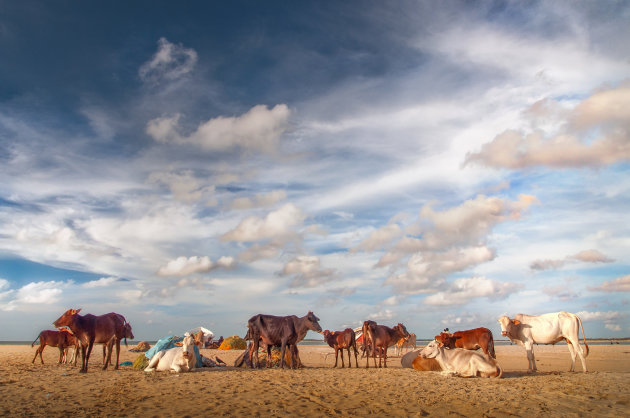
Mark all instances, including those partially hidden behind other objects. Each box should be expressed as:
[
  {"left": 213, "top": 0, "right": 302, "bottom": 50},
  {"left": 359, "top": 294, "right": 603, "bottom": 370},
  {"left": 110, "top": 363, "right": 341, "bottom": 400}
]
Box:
[
  {"left": 401, "top": 349, "right": 442, "bottom": 371},
  {"left": 246, "top": 311, "right": 322, "bottom": 369},
  {"left": 498, "top": 312, "right": 589, "bottom": 373},
  {"left": 323, "top": 329, "right": 359, "bottom": 368},
  {"left": 31, "top": 329, "right": 77, "bottom": 365},
  {"left": 420, "top": 339, "right": 502, "bottom": 378},
  {"left": 52, "top": 308, "right": 128, "bottom": 373},
  {"left": 363, "top": 321, "right": 410, "bottom": 368},
  {"left": 103, "top": 321, "right": 135, "bottom": 366},
  {"left": 395, "top": 333, "right": 417, "bottom": 356},
  {"left": 435, "top": 327, "right": 496, "bottom": 358},
  {"left": 144, "top": 334, "right": 199, "bottom": 372}
]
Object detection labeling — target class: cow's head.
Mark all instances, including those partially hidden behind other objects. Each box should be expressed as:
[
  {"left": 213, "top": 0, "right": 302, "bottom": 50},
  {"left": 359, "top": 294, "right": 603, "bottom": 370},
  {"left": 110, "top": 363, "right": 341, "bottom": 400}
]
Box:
[
  {"left": 124, "top": 323, "right": 135, "bottom": 340},
  {"left": 394, "top": 323, "right": 410, "bottom": 340},
  {"left": 435, "top": 332, "right": 460, "bottom": 349},
  {"left": 498, "top": 316, "right": 520, "bottom": 337},
  {"left": 175, "top": 335, "right": 196, "bottom": 361},
  {"left": 53, "top": 308, "right": 81, "bottom": 328},
  {"left": 420, "top": 340, "right": 443, "bottom": 359},
  {"left": 305, "top": 311, "right": 323, "bottom": 333}
]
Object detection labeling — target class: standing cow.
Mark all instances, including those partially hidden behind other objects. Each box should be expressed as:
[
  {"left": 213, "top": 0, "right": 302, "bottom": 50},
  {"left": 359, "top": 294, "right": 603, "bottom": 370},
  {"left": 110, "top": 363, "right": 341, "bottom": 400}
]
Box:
[{"left": 498, "top": 311, "right": 589, "bottom": 373}]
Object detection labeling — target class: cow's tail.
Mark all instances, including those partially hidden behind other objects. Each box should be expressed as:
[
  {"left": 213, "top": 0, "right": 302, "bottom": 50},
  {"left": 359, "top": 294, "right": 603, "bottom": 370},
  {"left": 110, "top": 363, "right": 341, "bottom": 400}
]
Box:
[
  {"left": 495, "top": 363, "right": 503, "bottom": 379},
  {"left": 31, "top": 332, "right": 41, "bottom": 347},
  {"left": 488, "top": 331, "right": 496, "bottom": 359},
  {"left": 576, "top": 314, "right": 589, "bottom": 358}
]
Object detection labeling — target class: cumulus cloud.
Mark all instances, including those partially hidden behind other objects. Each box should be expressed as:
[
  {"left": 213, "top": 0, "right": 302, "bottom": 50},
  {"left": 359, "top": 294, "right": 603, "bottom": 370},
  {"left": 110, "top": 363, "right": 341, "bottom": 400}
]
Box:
[
  {"left": 221, "top": 203, "right": 306, "bottom": 243},
  {"left": 590, "top": 274, "right": 630, "bottom": 292},
  {"left": 139, "top": 37, "right": 198, "bottom": 84},
  {"left": 280, "top": 255, "right": 337, "bottom": 288},
  {"left": 148, "top": 170, "right": 214, "bottom": 204},
  {"left": 424, "top": 277, "right": 523, "bottom": 306},
  {"left": 82, "top": 276, "right": 119, "bottom": 288},
  {"left": 530, "top": 249, "right": 614, "bottom": 271},
  {"left": 354, "top": 223, "right": 403, "bottom": 252},
  {"left": 464, "top": 83, "right": 630, "bottom": 169},
  {"left": 368, "top": 309, "right": 395, "bottom": 321},
  {"left": 542, "top": 284, "right": 580, "bottom": 301},
  {"left": 157, "top": 255, "right": 236, "bottom": 277},
  {"left": 146, "top": 104, "right": 291, "bottom": 154},
  {"left": 577, "top": 310, "right": 624, "bottom": 332},
  {"left": 2, "top": 281, "right": 68, "bottom": 311}
]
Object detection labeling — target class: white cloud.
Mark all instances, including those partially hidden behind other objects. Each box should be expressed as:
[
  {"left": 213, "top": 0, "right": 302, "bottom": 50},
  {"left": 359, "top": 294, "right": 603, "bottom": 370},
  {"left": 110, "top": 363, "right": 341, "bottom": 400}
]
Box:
[
  {"left": 577, "top": 310, "right": 624, "bottom": 333},
  {"left": 2, "top": 281, "right": 69, "bottom": 311},
  {"left": 465, "top": 83, "right": 630, "bottom": 169},
  {"left": 424, "top": 277, "right": 523, "bottom": 306},
  {"left": 280, "top": 255, "right": 337, "bottom": 288},
  {"left": 530, "top": 249, "right": 614, "bottom": 271},
  {"left": 591, "top": 275, "right": 630, "bottom": 292},
  {"left": 148, "top": 170, "right": 214, "bottom": 203},
  {"left": 82, "top": 277, "right": 119, "bottom": 288},
  {"left": 146, "top": 104, "right": 291, "bottom": 153},
  {"left": 139, "top": 37, "right": 198, "bottom": 84},
  {"left": 368, "top": 309, "right": 395, "bottom": 321},
  {"left": 229, "top": 190, "right": 287, "bottom": 210},
  {"left": 157, "top": 255, "right": 236, "bottom": 277},
  {"left": 221, "top": 203, "right": 306, "bottom": 243},
  {"left": 354, "top": 223, "right": 402, "bottom": 252}
]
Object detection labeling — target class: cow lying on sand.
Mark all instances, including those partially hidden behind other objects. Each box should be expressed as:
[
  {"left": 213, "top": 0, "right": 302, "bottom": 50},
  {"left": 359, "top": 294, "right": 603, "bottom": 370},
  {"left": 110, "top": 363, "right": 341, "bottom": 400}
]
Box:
[
  {"left": 145, "top": 335, "right": 199, "bottom": 372},
  {"left": 498, "top": 311, "right": 589, "bottom": 373},
  {"left": 401, "top": 349, "right": 442, "bottom": 371},
  {"left": 420, "top": 340, "right": 502, "bottom": 378},
  {"left": 435, "top": 327, "right": 496, "bottom": 358}
]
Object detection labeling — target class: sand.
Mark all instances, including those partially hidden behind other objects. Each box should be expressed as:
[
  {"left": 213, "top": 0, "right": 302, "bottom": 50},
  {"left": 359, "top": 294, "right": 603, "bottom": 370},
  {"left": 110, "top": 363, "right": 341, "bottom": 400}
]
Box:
[{"left": 1, "top": 342, "right": 629, "bottom": 417}]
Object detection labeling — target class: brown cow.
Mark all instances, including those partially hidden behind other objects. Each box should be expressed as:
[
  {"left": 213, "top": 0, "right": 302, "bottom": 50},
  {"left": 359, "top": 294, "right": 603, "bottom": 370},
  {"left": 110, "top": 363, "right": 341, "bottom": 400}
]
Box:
[
  {"left": 401, "top": 349, "right": 442, "bottom": 371},
  {"left": 435, "top": 327, "right": 496, "bottom": 358},
  {"left": 31, "top": 329, "right": 77, "bottom": 365},
  {"left": 53, "top": 308, "right": 128, "bottom": 373},
  {"left": 102, "top": 320, "right": 134, "bottom": 366},
  {"left": 246, "top": 311, "right": 322, "bottom": 369},
  {"left": 363, "top": 321, "right": 410, "bottom": 368},
  {"left": 323, "top": 329, "right": 359, "bottom": 368}
]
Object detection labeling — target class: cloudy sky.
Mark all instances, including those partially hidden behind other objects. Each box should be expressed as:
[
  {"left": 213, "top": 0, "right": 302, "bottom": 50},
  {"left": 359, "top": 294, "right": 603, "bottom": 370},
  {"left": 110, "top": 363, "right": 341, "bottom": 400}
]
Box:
[{"left": 1, "top": 1, "right": 629, "bottom": 340}]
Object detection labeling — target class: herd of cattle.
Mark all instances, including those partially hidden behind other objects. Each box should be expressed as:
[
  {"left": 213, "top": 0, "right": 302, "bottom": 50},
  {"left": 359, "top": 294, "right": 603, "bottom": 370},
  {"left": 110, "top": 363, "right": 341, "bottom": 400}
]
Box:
[{"left": 31, "top": 308, "right": 590, "bottom": 377}]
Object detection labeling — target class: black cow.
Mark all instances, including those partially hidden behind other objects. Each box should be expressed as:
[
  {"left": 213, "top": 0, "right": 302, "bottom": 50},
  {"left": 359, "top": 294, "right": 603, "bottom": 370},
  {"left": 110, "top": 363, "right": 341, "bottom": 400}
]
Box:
[{"left": 245, "top": 311, "right": 322, "bottom": 369}]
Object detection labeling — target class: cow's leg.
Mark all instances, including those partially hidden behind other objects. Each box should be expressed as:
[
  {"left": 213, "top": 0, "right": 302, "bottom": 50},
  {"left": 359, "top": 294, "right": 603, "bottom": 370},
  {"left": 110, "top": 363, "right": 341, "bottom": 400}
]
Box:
[
  {"left": 383, "top": 346, "right": 388, "bottom": 368},
  {"left": 524, "top": 342, "right": 536, "bottom": 372},
  {"left": 114, "top": 338, "right": 121, "bottom": 370},
  {"left": 565, "top": 339, "right": 577, "bottom": 372},
  {"left": 279, "top": 342, "right": 287, "bottom": 369},
  {"left": 250, "top": 338, "right": 259, "bottom": 369},
  {"left": 567, "top": 338, "right": 587, "bottom": 373},
  {"left": 58, "top": 346, "right": 64, "bottom": 364},
  {"left": 33, "top": 344, "right": 44, "bottom": 364},
  {"left": 83, "top": 340, "right": 94, "bottom": 373},
  {"left": 346, "top": 347, "right": 351, "bottom": 368},
  {"left": 353, "top": 345, "right": 359, "bottom": 368},
  {"left": 145, "top": 351, "right": 164, "bottom": 372},
  {"left": 79, "top": 343, "right": 88, "bottom": 373}
]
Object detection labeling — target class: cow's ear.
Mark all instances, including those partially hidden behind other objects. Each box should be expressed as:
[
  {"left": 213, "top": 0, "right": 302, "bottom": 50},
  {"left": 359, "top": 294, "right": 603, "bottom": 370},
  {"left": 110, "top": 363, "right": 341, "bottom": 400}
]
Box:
[
  {"left": 437, "top": 341, "right": 444, "bottom": 348},
  {"left": 175, "top": 342, "right": 183, "bottom": 347},
  {"left": 513, "top": 320, "right": 521, "bottom": 325}
]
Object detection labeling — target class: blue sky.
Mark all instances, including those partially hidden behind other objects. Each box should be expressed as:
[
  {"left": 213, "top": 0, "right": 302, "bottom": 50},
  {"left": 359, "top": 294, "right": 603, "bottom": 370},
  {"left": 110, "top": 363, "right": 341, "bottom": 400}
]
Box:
[{"left": 1, "top": 1, "right": 629, "bottom": 340}]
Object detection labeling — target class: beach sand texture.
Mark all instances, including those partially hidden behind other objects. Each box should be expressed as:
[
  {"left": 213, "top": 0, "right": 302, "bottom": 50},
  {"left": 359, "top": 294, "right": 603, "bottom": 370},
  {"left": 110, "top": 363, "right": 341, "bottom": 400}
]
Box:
[{"left": 1, "top": 343, "right": 629, "bottom": 417}]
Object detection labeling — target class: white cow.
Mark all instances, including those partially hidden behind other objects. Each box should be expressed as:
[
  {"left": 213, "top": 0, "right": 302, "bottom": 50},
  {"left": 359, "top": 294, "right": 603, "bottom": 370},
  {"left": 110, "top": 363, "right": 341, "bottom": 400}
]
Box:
[
  {"left": 498, "top": 312, "right": 589, "bottom": 373},
  {"left": 144, "top": 335, "right": 198, "bottom": 373},
  {"left": 420, "top": 340, "right": 502, "bottom": 378}
]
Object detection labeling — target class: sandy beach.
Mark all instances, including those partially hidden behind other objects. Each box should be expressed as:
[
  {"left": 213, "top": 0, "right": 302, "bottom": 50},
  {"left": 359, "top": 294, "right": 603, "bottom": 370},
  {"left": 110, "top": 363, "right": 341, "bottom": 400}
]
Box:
[{"left": 1, "top": 343, "right": 628, "bottom": 417}]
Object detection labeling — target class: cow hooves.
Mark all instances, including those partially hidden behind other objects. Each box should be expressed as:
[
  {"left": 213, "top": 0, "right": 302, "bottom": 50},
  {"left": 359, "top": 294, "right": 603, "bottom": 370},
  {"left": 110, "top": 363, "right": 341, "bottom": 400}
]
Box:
[{"left": 79, "top": 369, "right": 87, "bottom": 374}]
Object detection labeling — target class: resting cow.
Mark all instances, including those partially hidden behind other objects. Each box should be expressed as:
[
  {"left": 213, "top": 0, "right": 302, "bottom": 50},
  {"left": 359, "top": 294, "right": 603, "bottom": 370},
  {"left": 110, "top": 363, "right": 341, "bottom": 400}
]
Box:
[
  {"left": 435, "top": 327, "right": 496, "bottom": 358},
  {"left": 53, "top": 308, "right": 128, "bottom": 373},
  {"left": 323, "top": 329, "right": 359, "bottom": 368},
  {"left": 498, "top": 311, "right": 589, "bottom": 373},
  {"left": 144, "top": 335, "right": 199, "bottom": 372},
  {"left": 246, "top": 311, "right": 322, "bottom": 369},
  {"left": 31, "top": 329, "right": 78, "bottom": 365},
  {"left": 420, "top": 340, "right": 502, "bottom": 378},
  {"left": 401, "top": 349, "right": 442, "bottom": 371}
]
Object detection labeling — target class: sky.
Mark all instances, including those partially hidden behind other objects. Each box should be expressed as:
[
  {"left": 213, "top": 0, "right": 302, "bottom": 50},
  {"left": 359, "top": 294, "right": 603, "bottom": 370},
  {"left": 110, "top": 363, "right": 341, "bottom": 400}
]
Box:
[{"left": 1, "top": 1, "right": 629, "bottom": 340}]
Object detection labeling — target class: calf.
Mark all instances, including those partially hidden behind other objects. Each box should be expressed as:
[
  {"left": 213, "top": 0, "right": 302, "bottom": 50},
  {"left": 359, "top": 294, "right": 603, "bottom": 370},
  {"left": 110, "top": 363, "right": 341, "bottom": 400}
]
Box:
[
  {"left": 53, "top": 308, "right": 128, "bottom": 373},
  {"left": 323, "top": 329, "right": 359, "bottom": 368},
  {"left": 401, "top": 349, "right": 442, "bottom": 371},
  {"left": 31, "top": 330, "right": 76, "bottom": 365},
  {"left": 435, "top": 327, "right": 496, "bottom": 358},
  {"left": 395, "top": 333, "right": 417, "bottom": 356},
  {"left": 103, "top": 321, "right": 135, "bottom": 366},
  {"left": 420, "top": 340, "right": 502, "bottom": 378},
  {"left": 498, "top": 311, "right": 589, "bottom": 373},
  {"left": 144, "top": 335, "right": 199, "bottom": 372}
]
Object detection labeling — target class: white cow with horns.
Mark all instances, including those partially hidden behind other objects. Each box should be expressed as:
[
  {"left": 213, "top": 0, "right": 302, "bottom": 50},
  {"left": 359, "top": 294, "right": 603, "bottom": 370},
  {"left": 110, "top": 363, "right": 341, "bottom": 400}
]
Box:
[{"left": 498, "top": 311, "right": 589, "bottom": 373}]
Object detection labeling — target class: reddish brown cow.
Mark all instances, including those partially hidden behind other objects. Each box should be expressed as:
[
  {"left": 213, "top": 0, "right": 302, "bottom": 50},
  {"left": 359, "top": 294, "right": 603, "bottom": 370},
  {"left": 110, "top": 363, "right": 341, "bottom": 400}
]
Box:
[
  {"left": 363, "top": 321, "right": 410, "bottom": 368},
  {"left": 435, "top": 327, "right": 496, "bottom": 358},
  {"left": 102, "top": 320, "right": 134, "bottom": 366},
  {"left": 323, "top": 329, "right": 359, "bottom": 368},
  {"left": 31, "top": 329, "right": 77, "bottom": 365},
  {"left": 53, "top": 308, "right": 128, "bottom": 373}
]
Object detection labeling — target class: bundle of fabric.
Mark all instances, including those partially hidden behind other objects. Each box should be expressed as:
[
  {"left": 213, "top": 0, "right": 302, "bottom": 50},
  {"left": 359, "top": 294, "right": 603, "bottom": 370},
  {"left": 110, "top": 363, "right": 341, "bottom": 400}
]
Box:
[
  {"left": 218, "top": 335, "right": 247, "bottom": 350},
  {"left": 132, "top": 354, "right": 149, "bottom": 370},
  {"left": 129, "top": 341, "right": 151, "bottom": 352}
]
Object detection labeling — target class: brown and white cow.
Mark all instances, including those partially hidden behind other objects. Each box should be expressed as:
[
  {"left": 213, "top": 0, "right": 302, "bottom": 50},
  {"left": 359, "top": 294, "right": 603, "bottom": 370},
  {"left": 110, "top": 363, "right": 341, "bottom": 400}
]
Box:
[
  {"left": 435, "top": 327, "right": 495, "bottom": 358},
  {"left": 498, "top": 312, "right": 589, "bottom": 373}
]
